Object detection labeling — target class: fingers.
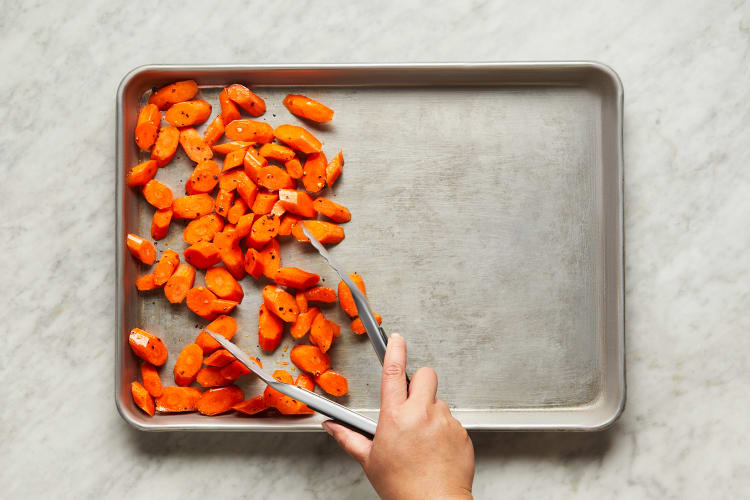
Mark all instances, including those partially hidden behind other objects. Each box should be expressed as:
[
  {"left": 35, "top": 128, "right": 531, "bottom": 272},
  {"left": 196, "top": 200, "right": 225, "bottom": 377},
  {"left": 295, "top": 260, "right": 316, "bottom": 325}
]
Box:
[
  {"left": 322, "top": 421, "right": 373, "bottom": 464},
  {"left": 380, "top": 333, "right": 408, "bottom": 410},
  {"left": 407, "top": 367, "right": 438, "bottom": 404}
]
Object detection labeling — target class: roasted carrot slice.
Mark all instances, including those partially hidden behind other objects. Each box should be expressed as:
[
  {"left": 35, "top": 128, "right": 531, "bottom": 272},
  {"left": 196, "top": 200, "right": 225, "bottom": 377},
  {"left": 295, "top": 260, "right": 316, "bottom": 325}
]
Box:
[
  {"left": 185, "top": 160, "right": 220, "bottom": 194},
  {"left": 151, "top": 126, "right": 180, "bottom": 167},
  {"left": 219, "top": 88, "right": 242, "bottom": 124},
  {"left": 277, "top": 189, "right": 315, "bottom": 217},
  {"left": 194, "top": 315, "right": 237, "bottom": 354},
  {"left": 152, "top": 249, "right": 179, "bottom": 286},
  {"left": 222, "top": 148, "right": 246, "bottom": 172},
  {"left": 155, "top": 386, "right": 203, "bottom": 413},
  {"left": 135, "top": 103, "right": 161, "bottom": 150},
  {"left": 184, "top": 241, "right": 221, "bottom": 268},
  {"left": 329, "top": 319, "right": 341, "bottom": 338},
  {"left": 295, "top": 373, "right": 315, "bottom": 391},
  {"left": 262, "top": 285, "right": 299, "bottom": 322},
  {"left": 165, "top": 99, "right": 212, "bottom": 127},
  {"left": 212, "top": 298, "right": 238, "bottom": 315},
  {"left": 140, "top": 362, "right": 163, "bottom": 398},
  {"left": 257, "top": 165, "right": 295, "bottom": 191},
  {"left": 263, "top": 370, "right": 312, "bottom": 415},
  {"left": 136, "top": 273, "right": 159, "bottom": 291},
  {"left": 219, "top": 169, "right": 251, "bottom": 192},
  {"left": 126, "top": 233, "right": 156, "bottom": 265},
  {"left": 225, "top": 120, "right": 274, "bottom": 143},
  {"left": 273, "top": 124, "right": 323, "bottom": 154},
  {"left": 310, "top": 311, "right": 334, "bottom": 352},
  {"left": 142, "top": 179, "right": 173, "bottom": 209},
  {"left": 205, "top": 266, "right": 244, "bottom": 302},
  {"left": 183, "top": 213, "right": 224, "bottom": 244},
  {"left": 174, "top": 343, "right": 203, "bottom": 386},
  {"left": 197, "top": 385, "right": 245, "bottom": 416},
  {"left": 315, "top": 370, "right": 348, "bottom": 396},
  {"left": 258, "top": 303, "right": 284, "bottom": 351},
  {"left": 290, "top": 345, "right": 330, "bottom": 376},
  {"left": 284, "top": 158, "right": 303, "bottom": 179},
  {"left": 214, "top": 188, "right": 234, "bottom": 218},
  {"left": 338, "top": 274, "right": 366, "bottom": 317},
  {"left": 302, "top": 152, "right": 327, "bottom": 193},
  {"left": 148, "top": 80, "right": 199, "bottom": 110},
  {"left": 179, "top": 128, "right": 213, "bottom": 163},
  {"left": 236, "top": 177, "right": 259, "bottom": 207},
  {"left": 226, "top": 84, "right": 266, "bottom": 117},
  {"left": 172, "top": 193, "right": 215, "bottom": 219},
  {"left": 290, "top": 307, "right": 319, "bottom": 339},
  {"left": 196, "top": 366, "right": 230, "bottom": 388},
  {"left": 220, "top": 360, "right": 251, "bottom": 381},
  {"left": 313, "top": 197, "right": 351, "bottom": 223},
  {"left": 283, "top": 94, "right": 334, "bottom": 123},
  {"left": 151, "top": 207, "right": 172, "bottom": 240},
  {"left": 271, "top": 201, "right": 286, "bottom": 217},
  {"left": 244, "top": 248, "right": 264, "bottom": 279},
  {"left": 212, "top": 140, "right": 252, "bottom": 155},
  {"left": 259, "top": 239, "right": 281, "bottom": 279},
  {"left": 303, "top": 286, "right": 337, "bottom": 303},
  {"left": 226, "top": 198, "right": 247, "bottom": 224},
  {"left": 248, "top": 214, "right": 280, "bottom": 248},
  {"left": 351, "top": 313, "right": 383, "bottom": 334},
  {"left": 203, "top": 115, "right": 225, "bottom": 147},
  {"left": 243, "top": 147, "right": 267, "bottom": 182},
  {"left": 292, "top": 220, "right": 345, "bottom": 245},
  {"left": 251, "top": 191, "right": 278, "bottom": 215},
  {"left": 235, "top": 213, "right": 257, "bottom": 238},
  {"left": 164, "top": 263, "right": 195, "bottom": 303},
  {"left": 278, "top": 214, "right": 301, "bottom": 236},
  {"left": 204, "top": 349, "right": 236, "bottom": 367},
  {"left": 128, "top": 328, "right": 168, "bottom": 366},
  {"left": 233, "top": 395, "right": 268, "bottom": 415},
  {"left": 126, "top": 159, "right": 158, "bottom": 187},
  {"left": 273, "top": 267, "right": 320, "bottom": 290},
  {"left": 214, "top": 229, "right": 245, "bottom": 280},
  {"left": 131, "top": 381, "right": 155, "bottom": 416},
  {"left": 325, "top": 150, "right": 344, "bottom": 187},
  {"left": 186, "top": 286, "right": 219, "bottom": 319},
  {"left": 259, "top": 143, "right": 295, "bottom": 162},
  {"left": 295, "top": 292, "right": 308, "bottom": 313}
]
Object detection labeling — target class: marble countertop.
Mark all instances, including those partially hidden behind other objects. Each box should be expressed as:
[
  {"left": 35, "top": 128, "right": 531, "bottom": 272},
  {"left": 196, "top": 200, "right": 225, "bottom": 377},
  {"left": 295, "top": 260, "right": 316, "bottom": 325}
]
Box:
[{"left": 2, "top": 1, "right": 748, "bottom": 498}]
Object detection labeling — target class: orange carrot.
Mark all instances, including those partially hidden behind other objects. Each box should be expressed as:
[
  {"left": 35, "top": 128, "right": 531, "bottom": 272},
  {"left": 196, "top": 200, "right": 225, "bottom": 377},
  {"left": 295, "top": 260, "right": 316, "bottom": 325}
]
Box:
[
  {"left": 244, "top": 248, "right": 264, "bottom": 279},
  {"left": 290, "top": 345, "right": 330, "bottom": 376},
  {"left": 271, "top": 200, "right": 286, "bottom": 217},
  {"left": 219, "top": 169, "right": 251, "bottom": 192},
  {"left": 284, "top": 158, "right": 303, "bottom": 179},
  {"left": 262, "top": 285, "right": 299, "bottom": 322},
  {"left": 251, "top": 191, "right": 278, "bottom": 215},
  {"left": 290, "top": 306, "right": 319, "bottom": 339},
  {"left": 197, "top": 385, "right": 245, "bottom": 415},
  {"left": 310, "top": 311, "right": 334, "bottom": 352},
  {"left": 214, "top": 188, "right": 234, "bottom": 218},
  {"left": 140, "top": 362, "right": 163, "bottom": 398},
  {"left": 186, "top": 286, "right": 219, "bottom": 319},
  {"left": 164, "top": 263, "right": 195, "bottom": 303},
  {"left": 220, "top": 360, "right": 252, "bottom": 381},
  {"left": 313, "top": 197, "right": 351, "bottom": 223},
  {"left": 338, "top": 273, "right": 366, "bottom": 317},
  {"left": 205, "top": 266, "right": 244, "bottom": 302},
  {"left": 126, "top": 233, "right": 156, "bottom": 265},
  {"left": 259, "top": 239, "right": 281, "bottom": 278},
  {"left": 179, "top": 128, "right": 213, "bottom": 162},
  {"left": 194, "top": 315, "right": 237, "bottom": 354},
  {"left": 248, "top": 214, "right": 280, "bottom": 248},
  {"left": 257, "top": 165, "right": 295, "bottom": 191},
  {"left": 151, "top": 126, "right": 180, "bottom": 167},
  {"left": 279, "top": 213, "right": 301, "bottom": 236},
  {"left": 152, "top": 249, "right": 179, "bottom": 286},
  {"left": 277, "top": 189, "right": 316, "bottom": 217},
  {"left": 225, "top": 119, "right": 274, "bottom": 143},
  {"left": 148, "top": 80, "right": 199, "bottom": 110},
  {"left": 295, "top": 373, "right": 315, "bottom": 391},
  {"left": 304, "top": 286, "right": 337, "bottom": 303},
  {"left": 259, "top": 143, "right": 296, "bottom": 161},
  {"left": 136, "top": 273, "right": 159, "bottom": 291},
  {"left": 155, "top": 386, "right": 203, "bottom": 413},
  {"left": 135, "top": 103, "right": 161, "bottom": 150},
  {"left": 126, "top": 159, "right": 158, "bottom": 187},
  {"left": 264, "top": 370, "right": 313, "bottom": 415},
  {"left": 226, "top": 84, "right": 266, "bottom": 117},
  {"left": 173, "top": 344, "right": 203, "bottom": 386},
  {"left": 142, "top": 179, "right": 173, "bottom": 209},
  {"left": 258, "top": 303, "right": 284, "bottom": 351},
  {"left": 151, "top": 207, "right": 172, "bottom": 240},
  {"left": 236, "top": 177, "right": 258, "bottom": 207},
  {"left": 295, "top": 292, "right": 308, "bottom": 313},
  {"left": 273, "top": 124, "right": 323, "bottom": 153},
  {"left": 196, "top": 366, "right": 230, "bottom": 388},
  {"left": 204, "top": 349, "right": 236, "bottom": 367},
  {"left": 262, "top": 371, "right": 289, "bottom": 408},
  {"left": 165, "top": 99, "right": 212, "bottom": 127},
  {"left": 184, "top": 241, "right": 221, "bottom": 268},
  {"left": 302, "top": 152, "right": 327, "bottom": 193},
  {"left": 283, "top": 94, "right": 334, "bottom": 123},
  {"left": 235, "top": 213, "right": 257, "bottom": 238},
  {"left": 315, "top": 370, "right": 348, "bottom": 396},
  {"left": 212, "top": 140, "right": 253, "bottom": 155},
  {"left": 273, "top": 267, "right": 320, "bottom": 289},
  {"left": 325, "top": 150, "right": 344, "bottom": 187},
  {"left": 183, "top": 213, "right": 224, "bottom": 244},
  {"left": 214, "top": 229, "right": 246, "bottom": 280},
  {"left": 172, "top": 193, "right": 215, "bottom": 219},
  {"left": 219, "top": 88, "right": 242, "bottom": 124},
  {"left": 203, "top": 115, "right": 225, "bottom": 147},
  {"left": 128, "top": 328, "right": 168, "bottom": 366},
  {"left": 243, "top": 147, "right": 267, "bottom": 182},
  {"left": 292, "top": 220, "right": 345, "bottom": 245},
  {"left": 226, "top": 198, "right": 247, "bottom": 224},
  {"left": 221, "top": 148, "right": 246, "bottom": 172},
  {"left": 350, "top": 313, "right": 382, "bottom": 334},
  {"left": 329, "top": 320, "right": 341, "bottom": 338},
  {"left": 185, "top": 160, "right": 220, "bottom": 194},
  {"left": 212, "top": 298, "right": 238, "bottom": 315},
  {"left": 233, "top": 395, "right": 268, "bottom": 415},
  {"left": 131, "top": 381, "right": 155, "bottom": 416}
]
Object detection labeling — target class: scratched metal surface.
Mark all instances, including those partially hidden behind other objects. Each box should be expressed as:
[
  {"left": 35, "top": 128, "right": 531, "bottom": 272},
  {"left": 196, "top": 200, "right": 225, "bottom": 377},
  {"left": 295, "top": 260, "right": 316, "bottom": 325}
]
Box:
[{"left": 116, "top": 64, "right": 624, "bottom": 431}]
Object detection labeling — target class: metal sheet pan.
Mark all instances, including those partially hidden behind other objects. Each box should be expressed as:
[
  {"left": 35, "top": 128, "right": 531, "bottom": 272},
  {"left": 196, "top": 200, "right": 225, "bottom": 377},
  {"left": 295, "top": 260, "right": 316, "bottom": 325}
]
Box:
[{"left": 116, "top": 63, "right": 624, "bottom": 431}]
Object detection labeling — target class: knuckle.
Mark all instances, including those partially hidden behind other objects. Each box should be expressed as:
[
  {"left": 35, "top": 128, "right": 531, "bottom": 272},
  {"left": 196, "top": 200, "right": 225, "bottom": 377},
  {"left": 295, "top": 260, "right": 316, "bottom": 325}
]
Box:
[{"left": 382, "top": 362, "right": 403, "bottom": 377}]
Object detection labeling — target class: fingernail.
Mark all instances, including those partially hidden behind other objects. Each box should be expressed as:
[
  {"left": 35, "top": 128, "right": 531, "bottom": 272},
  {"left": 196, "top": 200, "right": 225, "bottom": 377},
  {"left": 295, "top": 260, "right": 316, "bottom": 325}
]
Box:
[{"left": 391, "top": 333, "right": 402, "bottom": 340}]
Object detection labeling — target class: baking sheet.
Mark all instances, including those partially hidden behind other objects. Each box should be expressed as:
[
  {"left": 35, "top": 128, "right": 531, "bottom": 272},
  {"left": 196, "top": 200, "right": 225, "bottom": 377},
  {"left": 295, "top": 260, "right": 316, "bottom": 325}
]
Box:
[{"left": 116, "top": 63, "right": 624, "bottom": 431}]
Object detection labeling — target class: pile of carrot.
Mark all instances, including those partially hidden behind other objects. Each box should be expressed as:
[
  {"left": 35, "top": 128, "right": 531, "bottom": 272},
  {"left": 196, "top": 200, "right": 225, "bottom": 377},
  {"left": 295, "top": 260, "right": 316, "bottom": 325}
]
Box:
[{"left": 125, "top": 82, "right": 381, "bottom": 417}]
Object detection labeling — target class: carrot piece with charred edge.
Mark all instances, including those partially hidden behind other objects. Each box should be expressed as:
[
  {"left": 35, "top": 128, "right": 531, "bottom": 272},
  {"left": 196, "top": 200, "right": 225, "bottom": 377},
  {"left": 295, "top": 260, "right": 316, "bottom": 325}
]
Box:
[
  {"left": 295, "top": 292, "right": 308, "bottom": 313},
  {"left": 214, "top": 229, "right": 245, "bottom": 280},
  {"left": 225, "top": 120, "right": 274, "bottom": 143},
  {"left": 148, "top": 80, "right": 198, "bottom": 110},
  {"left": 165, "top": 99, "right": 212, "bottom": 127},
  {"left": 258, "top": 303, "right": 284, "bottom": 351},
  {"left": 203, "top": 115, "right": 225, "bottom": 147},
  {"left": 257, "top": 165, "right": 295, "bottom": 191},
  {"left": 184, "top": 241, "right": 221, "bottom": 269},
  {"left": 338, "top": 273, "right": 366, "bottom": 317},
  {"left": 259, "top": 239, "right": 281, "bottom": 279},
  {"left": 292, "top": 220, "right": 345, "bottom": 245},
  {"left": 131, "top": 381, "right": 155, "bottom": 416},
  {"left": 243, "top": 147, "right": 267, "bottom": 181},
  {"left": 135, "top": 103, "right": 161, "bottom": 150},
  {"left": 151, "top": 126, "right": 180, "bottom": 167},
  {"left": 236, "top": 177, "right": 258, "bottom": 207},
  {"left": 329, "top": 320, "right": 341, "bottom": 338},
  {"left": 251, "top": 192, "right": 278, "bottom": 215},
  {"left": 290, "top": 307, "right": 319, "bottom": 339},
  {"left": 155, "top": 386, "right": 203, "bottom": 413},
  {"left": 295, "top": 373, "right": 315, "bottom": 391},
  {"left": 325, "top": 151, "right": 344, "bottom": 187},
  {"left": 273, "top": 267, "right": 320, "bottom": 290},
  {"left": 179, "top": 128, "right": 213, "bottom": 163},
  {"left": 290, "top": 345, "right": 330, "bottom": 376},
  {"left": 128, "top": 328, "right": 168, "bottom": 366},
  {"left": 151, "top": 207, "right": 172, "bottom": 240},
  {"left": 172, "top": 193, "right": 215, "bottom": 219},
  {"left": 313, "top": 197, "right": 351, "bottom": 223},
  {"left": 183, "top": 213, "right": 224, "bottom": 244},
  {"left": 197, "top": 386, "right": 245, "bottom": 416},
  {"left": 185, "top": 160, "right": 220, "bottom": 194},
  {"left": 310, "top": 311, "right": 334, "bottom": 352},
  {"left": 262, "top": 285, "right": 299, "bottom": 322},
  {"left": 164, "top": 264, "right": 195, "bottom": 303},
  {"left": 244, "top": 248, "right": 263, "bottom": 279},
  {"left": 196, "top": 366, "right": 230, "bottom": 388},
  {"left": 221, "top": 358, "right": 260, "bottom": 381},
  {"left": 152, "top": 249, "right": 179, "bottom": 286},
  {"left": 142, "top": 179, "right": 173, "bottom": 209},
  {"left": 273, "top": 124, "right": 323, "bottom": 154},
  {"left": 194, "top": 315, "right": 237, "bottom": 354},
  {"left": 351, "top": 313, "right": 383, "bottom": 335},
  {"left": 212, "top": 298, "right": 238, "bottom": 315},
  {"left": 140, "top": 362, "right": 163, "bottom": 398},
  {"left": 212, "top": 141, "right": 252, "bottom": 155},
  {"left": 219, "top": 88, "right": 241, "bottom": 124},
  {"left": 205, "top": 266, "right": 244, "bottom": 302},
  {"left": 303, "top": 286, "right": 337, "bottom": 303},
  {"left": 315, "top": 370, "right": 349, "bottom": 396},
  {"left": 277, "top": 189, "right": 315, "bottom": 217},
  {"left": 259, "top": 143, "right": 296, "bottom": 161},
  {"left": 186, "top": 286, "right": 219, "bottom": 319},
  {"left": 302, "top": 152, "right": 327, "bottom": 193},
  {"left": 204, "top": 349, "right": 235, "bottom": 367},
  {"left": 226, "top": 84, "right": 266, "bottom": 117},
  {"left": 173, "top": 344, "right": 203, "bottom": 386},
  {"left": 126, "top": 159, "right": 158, "bottom": 187},
  {"left": 136, "top": 273, "right": 159, "bottom": 291},
  {"left": 219, "top": 169, "right": 251, "bottom": 192},
  {"left": 233, "top": 395, "right": 268, "bottom": 415},
  {"left": 278, "top": 213, "right": 301, "bottom": 236},
  {"left": 235, "top": 213, "right": 257, "bottom": 238},
  {"left": 222, "top": 148, "right": 245, "bottom": 172},
  {"left": 126, "top": 233, "right": 156, "bottom": 265},
  {"left": 227, "top": 198, "right": 247, "bottom": 224},
  {"left": 284, "top": 158, "right": 303, "bottom": 179},
  {"left": 283, "top": 94, "right": 334, "bottom": 123},
  {"left": 248, "top": 214, "right": 280, "bottom": 248}
]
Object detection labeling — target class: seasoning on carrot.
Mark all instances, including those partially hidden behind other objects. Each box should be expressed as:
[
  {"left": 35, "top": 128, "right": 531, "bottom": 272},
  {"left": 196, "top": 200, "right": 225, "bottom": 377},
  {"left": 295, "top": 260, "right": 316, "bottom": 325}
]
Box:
[
  {"left": 226, "top": 198, "right": 247, "bottom": 224},
  {"left": 292, "top": 220, "right": 345, "bottom": 245},
  {"left": 131, "top": 381, "right": 155, "bottom": 416},
  {"left": 351, "top": 313, "right": 382, "bottom": 334},
  {"left": 141, "top": 362, "right": 163, "bottom": 398},
  {"left": 310, "top": 311, "right": 334, "bottom": 352},
  {"left": 142, "top": 179, "right": 173, "bottom": 209},
  {"left": 135, "top": 103, "right": 161, "bottom": 150},
  {"left": 244, "top": 248, "right": 264, "bottom": 279},
  {"left": 257, "top": 165, "right": 295, "bottom": 191},
  {"left": 219, "top": 88, "right": 241, "bottom": 124},
  {"left": 315, "top": 370, "right": 348, "bottom": 396},
  {"left": 219, "top": 169, "right": 251, "bottom": 192},
  {"left": 283, "top": 94, "right": 334, "bottom": 123},
  {"left": 338, "top": 273, "right": 367, "bottom": 317},
  {"left": 248, "top": 214, "right": 280, "bottom": 248},
  {"left": 303, "top": 286, "right": 337, "bottom": 303},
  {"left": 251, "top": 191, "right": 278, "bottom": 215},
  {"left": 259, "top": 143, "right": 296, "bottom": 161},
  {"left": 179, "top": 128, "right": 213, "bottom": 163},
  {"left": 226, "top": 84, "right": 266, "bottom": 117},
  {"left": 151, "top": 207, "right": 172, "bottom": 240},
  {"left": 128, "top": 328, "right": 168, "bottom": 366},
  {"left": 273, "top": 124, "right": 323, "bottom": 153},
  {"left": 152, "top": 249, "right": 179, "bottom": 286},
  {"left": 205, "top": 266, "right": 244, "bottom": 302},
  {"left": 126, "top": 233, "right": 156, "bottom": 265},
  {"left": 290, "top": 307, "right": 319, "bottom": 339},
  {"left": 278, "top": 213, "right": 301, "bottom": 236},
  {"left": 277, "top": 189, "right": 316, "bottom": 217},
  {"left": 172, "top": 193, "right": 215, "bottom": 219},
  {"left": 165, "top": 99, "right": 212, "bottom": 128},
  {"left": 197, "top": 385, "right": 245, "bottom": 416},
  {"left": 164, "top": 263, "right": 196, "bottom": 303},
  {"left": 151, "top": 126, "right": 180, "bottom": 167},
  {"left": 183, "top": 213, "right": 224, "bottom": 244},
  {"left": 184, "top": 241, "right": 221, "bottom": 269},
  {"left": 194, "top": 315, "right": 237, "bottom": 354},
  {"left": 126, "top": 159, "right": 158, "bottom": 187},
  {"left": 233, "top": 395, "right": 268, "bottom": 415},
  {"left": 258, "top": 303, "right": 284, "bottom": 351},
  {"left": 313, "top": 197, "right": 351, "bottom": 223},
  {"left": 290, "top": 345, "right": 330, "bottom": 376},
  {"left": 262, "top": 285, "right": 299, "bottom": 322},
  {"left": 203, "top": 115, "right": 225, "bottom": 147},
  {"left": 273, "top": 267, "right": 320, "bottom": 290},
  {"left": 225, "top": 120, "right": 274, "bottom": 143},
  {"left": 155, "top": 386, "right": 203, "bottom": 413},
  {"left": 196, "top": 366, "right": 230, "bottom": 388},
  {"left": 325, "top": 150, "right": 344, "bottom": 187},
  {"left": 259, "top": 239, "right": 281, "bottom": 279},
  {"left": 284, "top": 158, "right": 303, "bottom": 179},
  {"left": 173, "top": 344, "right": 203, "bottom": 386},
  {"left": 136, "top": 273, "right": 159, "bottom": 291},
  {"left": 185, "top": 160, "right": 220, "bottom": 194},
  {"left": 302, "top": 152, "right": 327, "bottom": 193},
  {"left": 148, "top": 80, "right": 199, "bottom": 110}
]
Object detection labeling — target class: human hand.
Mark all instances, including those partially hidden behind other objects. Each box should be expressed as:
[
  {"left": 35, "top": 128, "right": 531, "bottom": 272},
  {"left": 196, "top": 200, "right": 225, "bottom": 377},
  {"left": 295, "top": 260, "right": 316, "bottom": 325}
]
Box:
[{"left": 323, "top": 334, "right": 475, "bottom": 500}]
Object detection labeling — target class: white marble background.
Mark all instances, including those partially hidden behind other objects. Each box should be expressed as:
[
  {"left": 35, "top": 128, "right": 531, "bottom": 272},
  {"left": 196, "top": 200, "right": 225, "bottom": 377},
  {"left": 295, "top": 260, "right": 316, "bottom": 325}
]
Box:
[{"left": 1, "top": 0, "right": 748, "bottom": 498}]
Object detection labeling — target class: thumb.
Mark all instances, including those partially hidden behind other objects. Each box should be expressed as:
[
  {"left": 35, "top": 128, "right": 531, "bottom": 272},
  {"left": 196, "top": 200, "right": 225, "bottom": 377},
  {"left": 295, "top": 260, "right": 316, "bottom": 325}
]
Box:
[{"left": 322, "top": 421, "right": 373, "bottom": 465}]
